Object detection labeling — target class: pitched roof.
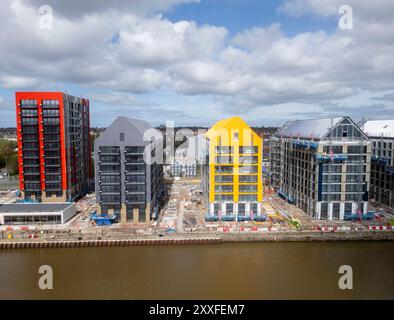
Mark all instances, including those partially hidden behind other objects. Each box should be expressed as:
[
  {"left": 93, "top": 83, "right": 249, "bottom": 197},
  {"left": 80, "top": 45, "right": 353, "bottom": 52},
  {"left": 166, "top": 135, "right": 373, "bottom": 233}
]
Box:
[
  {"left": 362, "top": 120, "right": 394, "bottom": 138},
  {"left": 206, "top": 116, "right": 261, "bottom": 141},
  {"left": 97, "top": 116, "right": 160, "bottom": 146}
]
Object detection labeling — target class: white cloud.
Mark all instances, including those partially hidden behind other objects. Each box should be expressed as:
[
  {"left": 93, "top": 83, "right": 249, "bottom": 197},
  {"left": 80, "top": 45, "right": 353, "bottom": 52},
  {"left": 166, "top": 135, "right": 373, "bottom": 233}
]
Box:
[
  {"left": 21, "top": 0, "right": 200, "bottom": 18},
  {"left": 0, "top": 0, "right": 393, "bottom": 123}
]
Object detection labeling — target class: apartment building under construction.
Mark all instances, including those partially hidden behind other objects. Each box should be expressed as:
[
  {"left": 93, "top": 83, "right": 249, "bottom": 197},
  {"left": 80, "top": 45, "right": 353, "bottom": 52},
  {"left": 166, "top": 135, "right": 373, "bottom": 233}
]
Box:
[
  {"left": 270, "top": 116, "right": 371, "bottom": 220},
  {"left": 203, "top": 116, "right": 264, "bottom": 219},
  {"left": 362, "top": 120, "right": 394, "bottom": 208},
  {"left": 94, "top": 117, "right": 163, "bottom": 223}
]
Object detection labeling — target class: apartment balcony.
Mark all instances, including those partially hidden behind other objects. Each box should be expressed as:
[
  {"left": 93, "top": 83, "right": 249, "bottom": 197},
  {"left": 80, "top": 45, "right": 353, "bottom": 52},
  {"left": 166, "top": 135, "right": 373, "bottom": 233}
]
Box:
[
  {"left": 98, "top": 162, "right": 120, "bottom": 166},
  {"left": 215, "top": 147, "right": 233, "bottom": 154},
  {"left": 21, "top": 139, "right": 39, "bottom": 143},
  {"left": 99, "top": 201, "right": 121, "bottom": 205},
  {"left": 44, "top": 171, "right": 61, "bottom": 175},
  {"left": 23, "top": 172, "right": 40, "bottom": 176},
  {"left": 22, "top": 147, "right": 39, "bottom": 151},
  {"left": 291, "top": 140, "right": 318, "bottom": 149},
  {"left": 99, "top": 181, "right": 121, "bottom": 185},
  {"left": 124, "top": 200, "right": 145, "bottom": 205},
  {"left": 98, "top": 171, "right": 120, "bottom": 175},
  {"left": 99, "top": 191, "right": 121, "bottom": 195},
  {"left": 239, "top": 146, "right": 259, "bottom": 154},
  {"left": 23, "top": 187, "right": 41, "bottom": 192},
  {"left": 44, "top": 188, "right": 62, "bottom": 192},
  {"left": 239, "top": 166, "right": 258, "bottom": 174},
  {"left": 98, "top": 151, "right": 120, "bottom": 155},
  {"left": 124, "top": 170, "right": 145, "bottom": 175},
  {"left": 124, "top": 181, "right": 145, "bottom": 185},
  {"left": 124, "top": 161, "right": 145, "bottom": 165}
]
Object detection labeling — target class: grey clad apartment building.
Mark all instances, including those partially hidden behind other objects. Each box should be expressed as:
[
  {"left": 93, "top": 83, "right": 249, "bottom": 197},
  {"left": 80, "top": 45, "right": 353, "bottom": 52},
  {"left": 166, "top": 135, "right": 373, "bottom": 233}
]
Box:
[
  {"left": 362, "top": 120, "right": 394, "bottom": 208},
  {"left": 270, "top": 117, "right": 371, "bottom": 220},
  {"left": 95, "top": 117, "right": 163, "bottom": 223}
]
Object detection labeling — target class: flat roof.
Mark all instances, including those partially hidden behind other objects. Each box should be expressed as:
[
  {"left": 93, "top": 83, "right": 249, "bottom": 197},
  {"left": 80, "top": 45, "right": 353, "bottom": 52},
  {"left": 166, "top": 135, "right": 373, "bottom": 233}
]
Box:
[
  {"left": 363, "top": 120, "right": 394, "bottom": 138},
  {"left": 0, "top": 203, "right": 73, "bottom": 214}
]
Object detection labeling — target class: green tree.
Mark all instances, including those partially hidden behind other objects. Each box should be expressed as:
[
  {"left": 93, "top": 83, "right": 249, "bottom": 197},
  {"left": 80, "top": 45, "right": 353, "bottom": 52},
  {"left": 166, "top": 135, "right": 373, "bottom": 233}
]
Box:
[{"left": 0, "top": 139, "right": 18, "bottom": 174}]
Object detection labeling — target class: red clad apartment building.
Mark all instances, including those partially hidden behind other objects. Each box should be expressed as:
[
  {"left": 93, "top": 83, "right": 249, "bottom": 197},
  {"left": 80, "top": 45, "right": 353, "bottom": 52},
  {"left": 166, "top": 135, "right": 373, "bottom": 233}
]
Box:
[{"left": 15, "top": 92, "right": 93, "bottom": 202}]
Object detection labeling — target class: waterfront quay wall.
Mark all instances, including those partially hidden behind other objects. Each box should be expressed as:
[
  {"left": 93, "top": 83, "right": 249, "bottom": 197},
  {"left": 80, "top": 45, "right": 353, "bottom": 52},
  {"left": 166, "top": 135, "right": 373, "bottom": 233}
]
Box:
[
  {"left": 0, "top": 236, "right": 221, "bottom": 249},
  {"left": 0, "top": 231, "right": 393, "bottom": 250}
]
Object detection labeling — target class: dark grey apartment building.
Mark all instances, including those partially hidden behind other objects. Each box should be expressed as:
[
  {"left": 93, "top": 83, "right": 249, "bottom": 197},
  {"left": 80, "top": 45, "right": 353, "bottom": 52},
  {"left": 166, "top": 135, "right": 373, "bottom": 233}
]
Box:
[
  {"left": 270, "top": 116, "right": 371, "bottom": 220},
  {"left": 362, "top": 120, "right": 394, "bottom": 208},
  {"left": 94, "top": 117, "right": 163, "bottom": 223}
]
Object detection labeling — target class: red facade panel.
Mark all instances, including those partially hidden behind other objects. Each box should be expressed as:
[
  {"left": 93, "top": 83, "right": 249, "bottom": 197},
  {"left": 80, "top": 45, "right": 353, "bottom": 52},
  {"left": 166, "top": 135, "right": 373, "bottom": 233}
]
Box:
[{"left": 15, "top": 91, "right": 90, "bottom": 201}]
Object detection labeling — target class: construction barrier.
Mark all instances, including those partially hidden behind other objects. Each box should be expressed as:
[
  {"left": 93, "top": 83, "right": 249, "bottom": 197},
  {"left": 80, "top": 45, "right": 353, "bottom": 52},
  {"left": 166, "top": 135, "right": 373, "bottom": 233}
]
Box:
[{"left": 368, "top": 225, "right": 392, "bottom": 231}]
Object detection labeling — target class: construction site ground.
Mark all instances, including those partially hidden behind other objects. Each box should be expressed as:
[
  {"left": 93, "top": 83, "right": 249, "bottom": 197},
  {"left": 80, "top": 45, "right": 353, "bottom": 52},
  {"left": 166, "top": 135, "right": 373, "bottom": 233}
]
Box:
[{"left": 0, "top": 178, "right": 393, "bottom": 241}]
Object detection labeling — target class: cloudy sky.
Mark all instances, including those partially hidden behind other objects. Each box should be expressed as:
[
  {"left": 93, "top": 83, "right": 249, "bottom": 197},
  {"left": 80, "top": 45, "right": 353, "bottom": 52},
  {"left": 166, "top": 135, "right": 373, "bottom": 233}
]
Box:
[{"left": 0, "top": 0, "right": 393, "bottom": 127}]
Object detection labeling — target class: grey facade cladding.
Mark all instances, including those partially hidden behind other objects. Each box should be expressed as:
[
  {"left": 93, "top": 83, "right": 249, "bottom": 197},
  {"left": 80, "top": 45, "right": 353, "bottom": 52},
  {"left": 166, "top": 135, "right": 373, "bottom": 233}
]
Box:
[
  {"left": 63, "top": 94, "right": 92, "bottom": 200},
  {"left": 270, "top": 117, "right": 371, "bottom": 220},
  {"left": 362, "top": 120, "right": 394, "bottom": 208},
  {"left": 94, "top": 117, "right": 163, "bottom": 223}
]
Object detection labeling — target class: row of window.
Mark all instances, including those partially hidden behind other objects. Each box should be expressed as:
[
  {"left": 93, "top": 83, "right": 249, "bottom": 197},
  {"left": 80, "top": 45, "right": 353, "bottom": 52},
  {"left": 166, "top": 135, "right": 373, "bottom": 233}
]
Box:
[
  {"left": 213, "top": 203, "right": 258, "bottom": 214},
  {"left": 322, "top": 145, "right": 368, "bottom": 154},
  {"left": 21, "top": 109, "right": 38, "bottom": 117},
  {"left": 214, "top": 165, "right": 259, "bottom": 174},
  {"left": 20, "top": 99, "right": 37, "bottom": 107},
  {"left": 321, "top": 194, "right": 364, "bottom": 202},
  {"left": 43, "top": 118, "right": 60, "bottom": 125},
  {"left": 322, "top": 164, "right": 366, "bottom": 173},
  {"left": 322, "top": 184, "right": 365, "bottom": 192},
  {"left": 322, "top": 174, "right": 366, "bottom": 183},
  {"left": 4, "top": 215, "right": 61, "bottom": 225},
  {"left": 42, "top": 109, "right": 60, "bottom": 117},
  {"left": 214, "top": 146, "right": 259, "bottom": 154},
  {"left": 214, "top": 194, "right": 258, "bottom": 202},
  {"left": 214, "top": 175, "right": 258, "bottom": 183}
]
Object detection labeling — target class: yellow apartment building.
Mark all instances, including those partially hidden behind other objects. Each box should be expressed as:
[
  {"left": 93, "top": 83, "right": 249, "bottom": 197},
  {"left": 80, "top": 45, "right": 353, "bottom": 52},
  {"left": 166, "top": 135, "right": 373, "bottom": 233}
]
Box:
[{"left": 203, "top": 116, "right": 263, "bottom": 220}]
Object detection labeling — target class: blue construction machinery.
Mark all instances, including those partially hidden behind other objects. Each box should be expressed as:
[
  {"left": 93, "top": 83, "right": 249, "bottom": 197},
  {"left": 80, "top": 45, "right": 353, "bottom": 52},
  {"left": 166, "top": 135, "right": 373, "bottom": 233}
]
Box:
[
  {"left": 16, "top": 199, "right": 39, "bottom": 204},
  {"left": 90, "top": 213, "right": 117, "bottom": 226},
  {"left": 292, "top": 140, "right": 318, "bottom": 149},
  {"left": 237, "top": 215, "right": 251, "bottom": 222},
  {"left": 315, "top": 153, "right": 347, "bottom": 162},
  {"left": 205, "top": 214, "right": 219, "bottom": 221}
]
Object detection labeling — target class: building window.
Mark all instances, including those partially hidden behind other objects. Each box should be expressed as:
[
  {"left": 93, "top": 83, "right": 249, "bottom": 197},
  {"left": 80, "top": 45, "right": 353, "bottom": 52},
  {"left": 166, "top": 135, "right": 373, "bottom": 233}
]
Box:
[
  {"left": 238, "top": 203, "right": 245, "bottom": 216},
  {"left": 332, "top": 203, "right": 340, "bottom": 220},
  {"left": 320, "top": 203, "right": 328, "bottom": 219},
  {"left": 226, "top": 203, "right": 233, "bottom": 214}
]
